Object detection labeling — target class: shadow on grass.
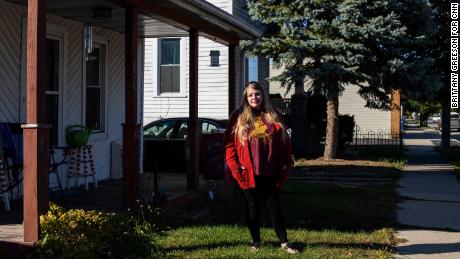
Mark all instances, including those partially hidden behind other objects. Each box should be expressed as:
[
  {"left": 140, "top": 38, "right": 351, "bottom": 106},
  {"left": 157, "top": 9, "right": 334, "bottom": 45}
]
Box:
[
  {"left": 152, "top": 175, "right": 398, "bottom": 257},
  {"left": 161, "top": 239, "right": 390, "bottom": 253},
  {"left": 293, "top": 165, "right": 401, "bottom": 177},
  {"left": 158, "top": 176, "right": 399, "bottom": 233}
]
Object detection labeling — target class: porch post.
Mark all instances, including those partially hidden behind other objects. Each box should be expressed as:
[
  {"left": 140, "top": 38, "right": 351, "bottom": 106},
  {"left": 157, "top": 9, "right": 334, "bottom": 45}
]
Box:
[
  {"left": 23, "top": 0, "right": 49, "bottom": 243},
  {"left": 188, "top": 28, "right": 199, "bottom": 190},
  {"left": 391, "top": 88, "right": 401, "bottom": 136},
  {"left": 123, "top": 5, "right": 140, "bottom": 207},
  {"left": 228, "top": 44, "right": 237, "bottom": 116}
]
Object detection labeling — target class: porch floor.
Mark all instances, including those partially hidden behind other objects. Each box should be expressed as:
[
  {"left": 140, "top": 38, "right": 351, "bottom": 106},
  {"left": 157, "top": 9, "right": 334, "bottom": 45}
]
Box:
[{"left": 0, "top": 173, "right": 210, "bottom": 242}]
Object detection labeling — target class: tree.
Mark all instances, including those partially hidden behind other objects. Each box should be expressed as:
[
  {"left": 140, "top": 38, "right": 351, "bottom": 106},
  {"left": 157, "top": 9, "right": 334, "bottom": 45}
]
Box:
[
  {"left": 358, "top": 0, "right": 439, "bottom": 110},
  {"left": 429, "top": 0, "right": 452, "bottom": 148},
  {"left": 247, "top": 0, "right": 409, "bottom": 159},
  {"left": 405, "top": 100, "right": 441, "bottom": 127}
]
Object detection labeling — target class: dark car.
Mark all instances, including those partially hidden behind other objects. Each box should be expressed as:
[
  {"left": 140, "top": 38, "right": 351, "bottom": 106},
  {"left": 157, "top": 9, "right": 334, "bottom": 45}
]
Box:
[{"left": 143, "top": 117, "right": 227, "bottom": 175}]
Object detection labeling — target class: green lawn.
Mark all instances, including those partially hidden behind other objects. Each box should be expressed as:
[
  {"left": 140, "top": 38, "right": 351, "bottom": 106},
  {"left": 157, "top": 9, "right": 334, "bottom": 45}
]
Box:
[{"left": 155, "top": 180, "right": 398, "bottom": 258}]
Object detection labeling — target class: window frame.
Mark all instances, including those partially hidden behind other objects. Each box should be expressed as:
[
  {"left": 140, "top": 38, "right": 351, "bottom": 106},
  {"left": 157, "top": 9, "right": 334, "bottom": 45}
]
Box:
[
  {"left": 83, "top": 35, "right": 108, "bottom": 139},
  {"left": 245, "top": 55, "right": 259, "bottom": 83},
  {"left": 154, "top": 37, "right": 187, "bottom": 97}
]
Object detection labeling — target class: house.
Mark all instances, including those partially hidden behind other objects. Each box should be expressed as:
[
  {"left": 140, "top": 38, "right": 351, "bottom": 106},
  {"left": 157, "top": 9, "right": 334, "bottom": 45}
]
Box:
[
  {"left": 269, "top": 64, "right": 400, "bottom": 134},
  {"left": 0, "top": 0, "right": 127, "bottom": 190},
  {"left": 143, "top": 0, "right": 269, "bottom": 124},
  {"left": 0, "top": 0, "right": 261, "bottom": 244}
]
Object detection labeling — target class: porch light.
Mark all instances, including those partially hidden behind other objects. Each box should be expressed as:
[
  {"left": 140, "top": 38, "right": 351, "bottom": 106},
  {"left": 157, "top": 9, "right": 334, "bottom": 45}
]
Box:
[
  {"left": 84, "top": 24, "right": 93, "bottom": 56},
  {"left": 210, "top": 50, "right": 220, "bottom": 66}
]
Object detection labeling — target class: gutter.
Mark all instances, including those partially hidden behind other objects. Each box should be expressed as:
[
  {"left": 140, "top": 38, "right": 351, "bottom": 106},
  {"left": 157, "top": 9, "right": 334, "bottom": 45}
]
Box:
[{"left": 171, "top": 0, "right": 263, "bottom": 40}]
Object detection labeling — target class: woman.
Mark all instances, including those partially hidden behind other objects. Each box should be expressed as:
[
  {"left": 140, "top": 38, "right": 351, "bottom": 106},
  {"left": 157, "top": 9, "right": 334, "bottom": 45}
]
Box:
[{"left": 224, "top": 81, "right": 298, "bottom": 254}]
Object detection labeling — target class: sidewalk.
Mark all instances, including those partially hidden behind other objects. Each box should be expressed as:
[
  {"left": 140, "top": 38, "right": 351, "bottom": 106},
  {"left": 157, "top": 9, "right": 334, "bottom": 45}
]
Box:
[{"left": 396, "top": 129, "right": 460, "bottom": 258}]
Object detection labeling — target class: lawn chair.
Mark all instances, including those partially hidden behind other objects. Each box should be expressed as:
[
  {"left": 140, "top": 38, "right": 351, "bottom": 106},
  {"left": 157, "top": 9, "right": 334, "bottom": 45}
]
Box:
[
  {"left": 0, "top": 123, "right": 23, "bottom": 210},
  {"left": 0, "top": 123, "right": 72, "bottom": 207},
  {"left": 0, "top": 155, "right": 10, "bottom": 210}
]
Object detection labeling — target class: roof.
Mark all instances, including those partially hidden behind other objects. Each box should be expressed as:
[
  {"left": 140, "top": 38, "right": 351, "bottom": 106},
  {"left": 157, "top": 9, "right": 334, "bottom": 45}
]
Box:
[{"left": 7, "top": 0, "right": 262, "bottom": 45}]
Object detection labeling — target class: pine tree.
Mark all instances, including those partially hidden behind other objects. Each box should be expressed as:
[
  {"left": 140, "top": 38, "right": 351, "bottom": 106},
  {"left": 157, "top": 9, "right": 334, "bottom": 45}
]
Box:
[{"left": 247, "top": 0, "right": 405, "bottom": 159}]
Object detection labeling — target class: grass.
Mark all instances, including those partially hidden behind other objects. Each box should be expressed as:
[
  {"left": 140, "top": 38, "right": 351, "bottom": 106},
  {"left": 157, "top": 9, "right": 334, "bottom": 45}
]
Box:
[
  {"left": 154, "top": 178, "right": 399, "bottom": 258},
  {"left": 354, "top": 146, "right": 404, "bottom": 163},
  {"left": 158, "top": 226, "right": 393, "bottom": 258},
  {"left": 294, "top": 157, "right": 404, "bottom": 177}
]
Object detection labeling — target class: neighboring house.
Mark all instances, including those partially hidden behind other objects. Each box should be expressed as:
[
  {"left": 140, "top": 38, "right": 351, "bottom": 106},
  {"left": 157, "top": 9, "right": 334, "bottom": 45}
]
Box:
[
  {"left": 269, "top": 63, "right": 394, "bottom": 132},
  {"left": 143, "top": 0, "right": 269, "bottom": 124}
]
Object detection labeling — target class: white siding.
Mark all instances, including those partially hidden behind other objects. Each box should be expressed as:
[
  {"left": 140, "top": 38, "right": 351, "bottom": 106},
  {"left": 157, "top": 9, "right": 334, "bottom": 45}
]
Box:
[
  {"left": 143, "top": 0, "right": 267, "bottom": 123},
  {"left": 339, "top": 85, "right": 391, "bottom": 131},
  {"left": 143, "top": 36, "right": 229, "bottom": 123},
  {"left": 84, "top": 27, "right": 125, "bottom": 182},
  {"left": 269, "top": 64, "right": 297, "bottom": 98},
  {"left": 0, "top": 0, "right": 126, "bottom": 185},
  {"left": 207, "top": 0, "right": 231, "bottom": 13},
  {"left": 0, "top": 0, "right": 23, "bottom": 122},
  {"left": 270, "top": 64, "right": 391, "bottom": 131}
]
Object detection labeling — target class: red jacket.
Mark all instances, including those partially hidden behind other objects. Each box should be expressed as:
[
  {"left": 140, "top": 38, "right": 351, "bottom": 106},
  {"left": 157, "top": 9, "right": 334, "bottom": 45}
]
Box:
[{"left": 224, "top": 110, "right": 293, "bottom": 189}]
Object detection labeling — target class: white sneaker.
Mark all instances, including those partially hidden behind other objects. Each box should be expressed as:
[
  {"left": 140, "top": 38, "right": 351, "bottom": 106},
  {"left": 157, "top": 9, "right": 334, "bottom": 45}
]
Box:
[
  {"left": 250, "top": 242, "right": 260, "bottom": 252},
  {"left": 281, "top": 242, "right": 299, "bottom": 254}
]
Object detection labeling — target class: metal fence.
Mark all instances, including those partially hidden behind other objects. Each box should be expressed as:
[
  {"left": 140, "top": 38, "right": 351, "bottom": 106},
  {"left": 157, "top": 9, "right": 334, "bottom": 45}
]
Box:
[
  {"left": 350, "top": 125, "right": 403, "bottom": 158},
  {"left": 269, "top": 98, "right": 291, "bottom": 115}
]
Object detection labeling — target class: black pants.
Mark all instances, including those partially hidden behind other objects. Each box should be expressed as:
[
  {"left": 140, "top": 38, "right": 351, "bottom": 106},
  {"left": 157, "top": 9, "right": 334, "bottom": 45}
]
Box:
[{"left": 242, "top": 176, "right": 288, "bottom": 244}]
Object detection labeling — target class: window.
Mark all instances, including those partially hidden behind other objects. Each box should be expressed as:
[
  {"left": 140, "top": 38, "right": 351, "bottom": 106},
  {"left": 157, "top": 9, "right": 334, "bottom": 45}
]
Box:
[
  {"left": 45, "top": 38, "right": 60, "bottom": 146},
  {"left": 210, "top": 50, "right": 220, "bottom": 66},
  {"left": 85, "top": 44, "right": 106, "bottom": 132},
  {"left": 159, "top": 38, "right": 180, "bottom": 94},
  {"left": 246, "top": 56, "right": 258, "bottom": 82}
]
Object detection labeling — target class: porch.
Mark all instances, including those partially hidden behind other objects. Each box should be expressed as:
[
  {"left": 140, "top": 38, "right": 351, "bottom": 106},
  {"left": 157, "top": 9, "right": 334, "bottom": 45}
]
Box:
[
  {"left": 0, "top": 0, "right": 260, "bottom": 246},
  {"left": 0, "top": 173, "right": 221, "bottom": 243}
]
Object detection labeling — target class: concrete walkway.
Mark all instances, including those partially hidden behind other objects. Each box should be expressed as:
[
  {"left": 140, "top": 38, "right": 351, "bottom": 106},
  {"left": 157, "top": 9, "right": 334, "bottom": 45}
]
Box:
[{"left": 396, "top": 129, "right": 460, "bottom": 258}]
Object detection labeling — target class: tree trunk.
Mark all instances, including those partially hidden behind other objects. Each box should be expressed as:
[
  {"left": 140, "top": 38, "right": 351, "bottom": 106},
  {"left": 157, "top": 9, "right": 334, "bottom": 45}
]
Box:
[
  {"left": 441, "top": 100, "right": 450, "bottom": 149},
  {"left": 420, "top": 113, "right": 427, "bottom": 127},
  {"left": 441, "top": 76, "right": 451, "bottom": 149},
  {"left": 323, "top": 93, "right": 339, "bottom": 160}
]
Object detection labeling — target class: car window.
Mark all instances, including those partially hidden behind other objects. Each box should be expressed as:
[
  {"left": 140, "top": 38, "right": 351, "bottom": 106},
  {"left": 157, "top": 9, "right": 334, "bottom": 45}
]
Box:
[
  {"left": 177, "top": 121, "right": 188, "bottom": 139},
  {"left": 144, "top": 120, "right": 176, "bottom": 138},
  {"left": 201, "top": 121, "right": 218, "bottom": 134}
]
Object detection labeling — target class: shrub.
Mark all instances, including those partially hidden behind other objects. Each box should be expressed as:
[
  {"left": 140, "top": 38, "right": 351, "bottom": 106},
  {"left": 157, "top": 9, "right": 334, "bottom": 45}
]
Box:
[{"left": 36, "top": 204, "right": 160, "bottom": 259}]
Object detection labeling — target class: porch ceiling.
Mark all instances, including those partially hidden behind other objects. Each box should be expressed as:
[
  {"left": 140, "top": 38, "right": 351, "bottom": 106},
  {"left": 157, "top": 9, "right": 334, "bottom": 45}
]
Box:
[{"left": 7, "top": 0, "right": 261, "bottom": 44}]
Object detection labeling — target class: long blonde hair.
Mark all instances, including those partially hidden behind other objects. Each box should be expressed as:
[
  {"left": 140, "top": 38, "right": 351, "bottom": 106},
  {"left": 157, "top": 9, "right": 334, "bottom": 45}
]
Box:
[{"left": 234, "top": 81, "right": 287, "bottom": 143}]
